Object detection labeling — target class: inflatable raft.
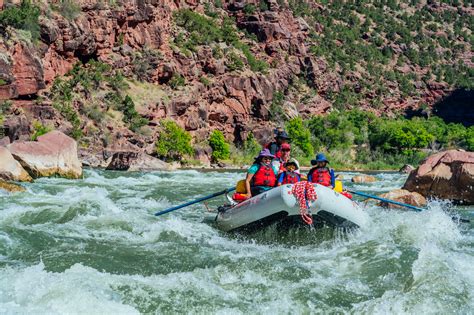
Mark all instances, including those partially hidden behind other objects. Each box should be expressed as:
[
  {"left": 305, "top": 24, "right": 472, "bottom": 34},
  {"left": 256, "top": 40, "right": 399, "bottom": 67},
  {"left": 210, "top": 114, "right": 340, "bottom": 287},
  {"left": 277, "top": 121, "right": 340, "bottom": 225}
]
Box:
[{"left": 215, "top": 184, "right": 369, "bottom": 232}]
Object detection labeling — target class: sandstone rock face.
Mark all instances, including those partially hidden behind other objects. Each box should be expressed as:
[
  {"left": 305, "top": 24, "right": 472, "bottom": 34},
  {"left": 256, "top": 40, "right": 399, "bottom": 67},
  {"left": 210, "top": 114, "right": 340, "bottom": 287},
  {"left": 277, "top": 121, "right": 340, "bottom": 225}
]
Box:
[
  {"left": 351, "top": 174, "right": 377, "bottom": 183},
  {"left": 8, "top": 131, "right": 82, "bottom": 179},
  {"left": 0, "top": 147, "right": 32, "bottom": 182},
  {"left": 378, "top": 189, "right": 427, "bottom": 209},
  {"left": 0, "top": 180, "right": 26, "bottom": 193},
  {"left": 403, "top": 150, "right": 474, "bottom": 204},
  {"left": 106, "top": 152, "right": 170, "bottom": 171}
]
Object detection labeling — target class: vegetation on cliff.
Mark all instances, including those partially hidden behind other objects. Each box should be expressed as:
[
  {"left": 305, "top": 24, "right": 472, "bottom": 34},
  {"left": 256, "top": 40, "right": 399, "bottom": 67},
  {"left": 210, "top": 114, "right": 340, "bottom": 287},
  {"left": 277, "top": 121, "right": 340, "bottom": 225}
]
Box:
[{"left": 290, "top": 0, "right": 473, "bottom": 110}]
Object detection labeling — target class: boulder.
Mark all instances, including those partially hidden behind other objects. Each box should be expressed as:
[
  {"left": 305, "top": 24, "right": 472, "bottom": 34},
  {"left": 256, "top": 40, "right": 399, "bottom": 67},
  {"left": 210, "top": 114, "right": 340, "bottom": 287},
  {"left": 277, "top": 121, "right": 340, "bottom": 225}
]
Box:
[
  {"left": 106, "top": 152, "right": 171, "bottom": 171},
  {"left": 351, "top": 174, "right": 377, "bottom": 183},
  {"left": 399, "top": 164, "right": 415, "bottom": 174},
  {"left": 378, "top": 189, "right": 427, "bottom": 209},
  {"left": 0, "top": 147, "right": 32, "bottom": 182},
  {"left": 0, "top": 136, "right": 10, "bottom": 146},
  {"left": 403, "top": 150, "right": 474, "bottom": 204},
  {"left": 0, "top": 180, "right": 26, "bottom": 193},
  {"left": 8, "top": 131, "right": 82, "bottom": 179}
]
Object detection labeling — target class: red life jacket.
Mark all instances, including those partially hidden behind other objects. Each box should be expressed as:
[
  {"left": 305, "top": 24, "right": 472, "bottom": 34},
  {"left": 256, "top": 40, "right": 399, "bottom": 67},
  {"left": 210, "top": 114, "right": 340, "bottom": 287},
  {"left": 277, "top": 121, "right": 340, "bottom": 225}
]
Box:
[
  {"left": 282, "top": 171, "right": 300, "bottom": 184},
  {"left": 308, "top": 167, "right": 331, "bottom": 186},
  {"left": 251, "top": 163, "right": 277, "bottom": 187}
]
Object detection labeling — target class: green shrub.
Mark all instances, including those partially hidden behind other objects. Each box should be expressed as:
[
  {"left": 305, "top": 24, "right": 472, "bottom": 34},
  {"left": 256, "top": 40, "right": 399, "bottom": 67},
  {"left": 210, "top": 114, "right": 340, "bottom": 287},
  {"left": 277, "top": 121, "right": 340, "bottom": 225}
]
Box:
[
  {"left": 0, "top": 0, "right": 40, "bottom": 41},
  {"left": 286, "top": 118, "right": 314, "bottom": 157},
  {"left": 466, "top": 127, "right": 474, "bottom": 151},
  {"left": 156, "top": 120, "right": 194, "bottom": 161},
  {"left": 31, "top": 121, "right": 53, "bottom": 141},
  {"left": 0, "top": 79, "right": 7, "bottom": 86},
  {"left": 269, "top": 91, "right": 286, "bottom": 122},
  {"left": 209, "top": 130, "right": 230, "bottom": 161},
  {"left": 243, "top": 132, "right": 261, "bottom": 158},
  {"left": 199, "top": 76, "right": 211, "bottom": 87},
  {"left": 120, "top": 95, "right": 148, "bottom": 132},
  {"left": 168, "top": 73, "right": 186, "bottom": 89},
  {"left": 226, "top": 52, "right": 244, "bottom": 71},
  {"left": 53, "top": 0, "right": 81, "bottom": 21},
  {"left": 243, "top": 4, "right": 256, "bottom": 15}
]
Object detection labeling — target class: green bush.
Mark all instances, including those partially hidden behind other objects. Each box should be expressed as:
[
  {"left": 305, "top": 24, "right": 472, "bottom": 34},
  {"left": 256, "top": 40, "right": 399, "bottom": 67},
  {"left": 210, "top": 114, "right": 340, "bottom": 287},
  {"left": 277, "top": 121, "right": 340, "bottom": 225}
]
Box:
[
  {"left": 53, "top": 0, "right": 81, "bottom": 21},
  {"left": 120, "top": 95, "right": 148, "bottom": 132},
  {"left": 466, "top": 127, "right": 474, "bottom": 151},
  {"left": 156, "top": 120, "right": 193, "bottom": 161},
  {"left": 286, "top": 118, "right": 314, "bottom": 157},
  {"left": 243, "top": 132, "right": 261, "bottom": 158},
  {"left": 209, "top": 130, "right": 230, "bottom": 161},
  {"left": 0, "top": 0, "right": 40, "bottom": 40},
  {"left": 168, "top": 73, "right": 186, "bottom": 89},
  {"left": 269, "top": 91, "right": 286, "bottom": 122},
  {"left": 31, "top": 121, "right": 53, "bottom": 141}
]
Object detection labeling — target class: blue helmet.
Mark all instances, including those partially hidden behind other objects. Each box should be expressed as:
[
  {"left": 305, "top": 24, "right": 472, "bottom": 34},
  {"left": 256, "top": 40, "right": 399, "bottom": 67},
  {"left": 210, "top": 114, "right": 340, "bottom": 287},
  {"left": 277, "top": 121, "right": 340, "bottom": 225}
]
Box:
[{"left": 311, "top": 153, "right": 329, "bottom": 165}]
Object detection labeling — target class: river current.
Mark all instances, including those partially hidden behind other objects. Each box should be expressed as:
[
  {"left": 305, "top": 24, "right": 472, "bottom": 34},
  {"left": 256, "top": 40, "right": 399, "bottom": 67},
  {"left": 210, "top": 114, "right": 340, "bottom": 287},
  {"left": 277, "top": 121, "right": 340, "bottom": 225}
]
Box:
[{"left": 0, "top": 169, "right": 473, "bottom": 314}]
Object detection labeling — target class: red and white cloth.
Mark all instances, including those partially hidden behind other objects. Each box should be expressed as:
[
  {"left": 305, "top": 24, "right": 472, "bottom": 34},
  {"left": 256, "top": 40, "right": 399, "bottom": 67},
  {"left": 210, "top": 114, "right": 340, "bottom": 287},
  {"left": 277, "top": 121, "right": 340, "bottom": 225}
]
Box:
[{"left": 291, "top": 181, "right": 317, "bottom": 225}]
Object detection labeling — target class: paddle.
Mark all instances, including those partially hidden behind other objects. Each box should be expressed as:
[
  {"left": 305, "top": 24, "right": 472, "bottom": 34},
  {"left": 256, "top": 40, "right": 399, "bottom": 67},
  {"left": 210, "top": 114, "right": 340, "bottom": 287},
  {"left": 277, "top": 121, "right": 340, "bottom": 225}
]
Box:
[
  {"left": 348, "top": 190, "right": 471, "bottom": 223},
  {"left": 154, "top": 187, "right": 236, "bottom": 217},
  {"left": 348, "top": 190, "right": 424, "bottom": 212}
]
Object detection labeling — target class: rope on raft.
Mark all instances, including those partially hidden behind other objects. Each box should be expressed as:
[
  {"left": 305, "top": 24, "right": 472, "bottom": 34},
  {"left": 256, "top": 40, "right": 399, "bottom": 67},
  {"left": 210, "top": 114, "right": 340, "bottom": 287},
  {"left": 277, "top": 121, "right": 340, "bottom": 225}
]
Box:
[{"left": 291, "top": 181, "right": 317, "bottom": 225}]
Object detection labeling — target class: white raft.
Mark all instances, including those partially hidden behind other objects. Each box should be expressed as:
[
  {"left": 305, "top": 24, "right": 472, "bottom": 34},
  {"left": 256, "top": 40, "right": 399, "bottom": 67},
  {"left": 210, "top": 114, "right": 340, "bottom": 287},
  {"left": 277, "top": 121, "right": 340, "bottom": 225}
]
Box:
[{"left": 215, "top": 184, "right": 369, "bottom": 232}]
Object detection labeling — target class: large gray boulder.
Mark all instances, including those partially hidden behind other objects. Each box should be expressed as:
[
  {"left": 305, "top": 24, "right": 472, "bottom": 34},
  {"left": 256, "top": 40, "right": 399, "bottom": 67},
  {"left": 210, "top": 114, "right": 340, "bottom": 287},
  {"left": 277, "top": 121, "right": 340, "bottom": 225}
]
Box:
[
  {"left": 403, "top": 150, "right": 474, "bottom": 204},
  {"left": 8, "top": 130, "right": 82, "bottom": 179},
  {"left": 106, "top": 152, "right": 171, "bottom": 171},
  {"left": 0, "top": 147, "right": 32, "bottom": 182}
]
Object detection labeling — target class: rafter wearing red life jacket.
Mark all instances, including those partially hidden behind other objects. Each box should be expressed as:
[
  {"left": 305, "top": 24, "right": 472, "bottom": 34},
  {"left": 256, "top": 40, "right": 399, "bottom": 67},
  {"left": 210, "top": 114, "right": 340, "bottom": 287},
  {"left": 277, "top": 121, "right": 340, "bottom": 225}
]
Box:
[
  {"left": 279, "top": 171, "right": 301, "bottom": 184},
  {"left": 251, "top": 163, "right": 277, "bottom": 187},
  {"left": 308, "top": 167, "right": 333, "bottom": 187}
]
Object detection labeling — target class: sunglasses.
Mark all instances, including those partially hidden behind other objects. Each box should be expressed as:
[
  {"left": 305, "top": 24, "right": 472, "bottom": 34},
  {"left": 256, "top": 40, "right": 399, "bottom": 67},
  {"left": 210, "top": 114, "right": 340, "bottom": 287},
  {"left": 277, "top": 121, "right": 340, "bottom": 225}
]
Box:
[{"left": 282, "top": 149, "right": 290, "bottom": 152}]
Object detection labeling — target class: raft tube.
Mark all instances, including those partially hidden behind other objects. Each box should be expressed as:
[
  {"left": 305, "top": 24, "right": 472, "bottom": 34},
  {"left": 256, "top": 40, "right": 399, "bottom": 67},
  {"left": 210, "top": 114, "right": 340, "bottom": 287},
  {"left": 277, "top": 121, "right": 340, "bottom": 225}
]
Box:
[{"left": 215, "top": 184, "right": 369, "bottom": 232}]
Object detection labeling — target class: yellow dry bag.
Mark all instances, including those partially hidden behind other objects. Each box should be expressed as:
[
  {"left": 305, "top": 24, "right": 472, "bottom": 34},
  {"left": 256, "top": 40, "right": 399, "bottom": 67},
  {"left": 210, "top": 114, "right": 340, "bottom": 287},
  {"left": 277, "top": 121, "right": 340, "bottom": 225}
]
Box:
[{"left": 334, "top": 180, "right": 343, "bottom": 193}]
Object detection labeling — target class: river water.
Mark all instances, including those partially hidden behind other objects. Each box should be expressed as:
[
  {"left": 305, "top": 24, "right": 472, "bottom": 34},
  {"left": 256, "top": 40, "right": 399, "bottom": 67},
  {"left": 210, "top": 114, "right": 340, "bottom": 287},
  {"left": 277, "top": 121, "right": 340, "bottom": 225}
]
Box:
[{"left": 0, "top": 169, "right": 472, "bottom": 314}]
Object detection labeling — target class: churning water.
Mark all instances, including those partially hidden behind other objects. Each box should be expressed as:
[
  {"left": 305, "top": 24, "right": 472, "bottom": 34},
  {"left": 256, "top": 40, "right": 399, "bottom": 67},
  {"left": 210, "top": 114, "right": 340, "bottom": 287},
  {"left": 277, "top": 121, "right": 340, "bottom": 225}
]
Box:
[{"left": 0, "top": 169, "right": 472, "bottom": 314}]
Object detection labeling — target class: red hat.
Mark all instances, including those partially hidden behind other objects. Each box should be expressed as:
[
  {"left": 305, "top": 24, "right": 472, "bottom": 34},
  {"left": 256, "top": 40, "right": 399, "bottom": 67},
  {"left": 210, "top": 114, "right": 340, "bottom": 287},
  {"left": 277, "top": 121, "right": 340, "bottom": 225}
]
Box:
[{"left": 281, "top": 143, "right": 291, "bottom": 150}]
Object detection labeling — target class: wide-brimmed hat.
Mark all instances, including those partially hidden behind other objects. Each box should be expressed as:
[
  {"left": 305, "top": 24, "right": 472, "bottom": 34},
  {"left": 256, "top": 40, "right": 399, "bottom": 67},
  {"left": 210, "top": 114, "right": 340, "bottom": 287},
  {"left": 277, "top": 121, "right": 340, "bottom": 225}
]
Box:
[
  {"left": 256, "top": 148, "right": 275, "bottom": 159},
  {"left": 311, "top": 153, "right": 329, "bottom": 165},
  {"left": 285, "top": 158, "right": 299, "bottom": 170},
  {"left": 275, "top": 131, "right": 291, "bottom": 140}
]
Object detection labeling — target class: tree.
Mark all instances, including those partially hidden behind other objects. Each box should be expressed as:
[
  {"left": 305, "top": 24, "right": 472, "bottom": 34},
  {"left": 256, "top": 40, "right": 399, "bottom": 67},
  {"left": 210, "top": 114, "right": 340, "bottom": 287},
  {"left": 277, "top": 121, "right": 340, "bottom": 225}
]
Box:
[
  {"left": 286, "top": 118, "right": 314, "bottom": 157},
  {"left": 156, "top": 120, "right": 193, "bottom": 161},
  {"left": 209, "top": 130, "right": 230, "bottom": 162}
]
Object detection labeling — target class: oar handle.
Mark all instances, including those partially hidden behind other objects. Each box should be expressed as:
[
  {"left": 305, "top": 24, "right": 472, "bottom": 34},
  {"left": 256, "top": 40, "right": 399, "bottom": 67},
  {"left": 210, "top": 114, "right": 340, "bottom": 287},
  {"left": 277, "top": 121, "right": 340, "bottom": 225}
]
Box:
[
  {"left": 154, "top": 187, "right": 236, "bottom": 217},
  {"left": 348, "top": 190, "right": 425, "bottom": 212}
]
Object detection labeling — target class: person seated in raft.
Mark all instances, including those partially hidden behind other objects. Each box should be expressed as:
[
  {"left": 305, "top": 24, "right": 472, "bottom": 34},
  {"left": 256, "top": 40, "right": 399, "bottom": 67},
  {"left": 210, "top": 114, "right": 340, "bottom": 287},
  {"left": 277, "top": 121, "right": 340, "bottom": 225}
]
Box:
[
  {"left": 272, "top": 142, "right": 291, "bottom": 173},
  {"left": 245, "top": 149, "right": 279, "bottom": 198},
  {"left": 265, "top": 129, "right": 291, "bottom": 160},
  {"left": 277, "top": 158, "right": 301, "bottom": 186},
  {"left": 307, "top": 153, "right": 335, "bottom": 189}
]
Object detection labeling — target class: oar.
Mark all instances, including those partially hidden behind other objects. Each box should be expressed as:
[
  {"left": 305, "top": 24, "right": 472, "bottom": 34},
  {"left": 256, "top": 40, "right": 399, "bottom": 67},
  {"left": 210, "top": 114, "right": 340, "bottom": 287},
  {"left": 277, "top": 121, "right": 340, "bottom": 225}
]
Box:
[
  {"left": 154, "top": 187, "right": 236, "bottom": 217},
  {"left": 348, "top": 190, "right": 471, "bottom": 223},
  {"left": 348, "top": 190, "right": 424, "bottom": 212}
]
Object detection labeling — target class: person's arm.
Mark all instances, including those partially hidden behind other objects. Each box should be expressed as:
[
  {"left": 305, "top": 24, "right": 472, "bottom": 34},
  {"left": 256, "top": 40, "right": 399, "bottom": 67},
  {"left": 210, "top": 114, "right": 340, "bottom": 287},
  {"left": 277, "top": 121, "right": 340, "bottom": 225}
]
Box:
[
  {"left": 277, "top": 173, "right": 284, "bottom": 186},
  {"left": 245, "top": 173, "right": 253, "bottom": 197},
  {"left": 307, "top": 169, "right": 313, "bottom": 183},
  {"left": 330, "top": 169, "right": 335, "bottom": 188}
]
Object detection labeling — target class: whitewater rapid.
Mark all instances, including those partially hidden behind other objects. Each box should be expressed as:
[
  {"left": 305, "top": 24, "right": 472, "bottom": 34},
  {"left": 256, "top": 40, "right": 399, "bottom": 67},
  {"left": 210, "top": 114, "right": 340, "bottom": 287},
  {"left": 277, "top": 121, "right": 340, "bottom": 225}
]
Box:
[{"left": 0, "top": 169, "right": 472, "bottom": 314}]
